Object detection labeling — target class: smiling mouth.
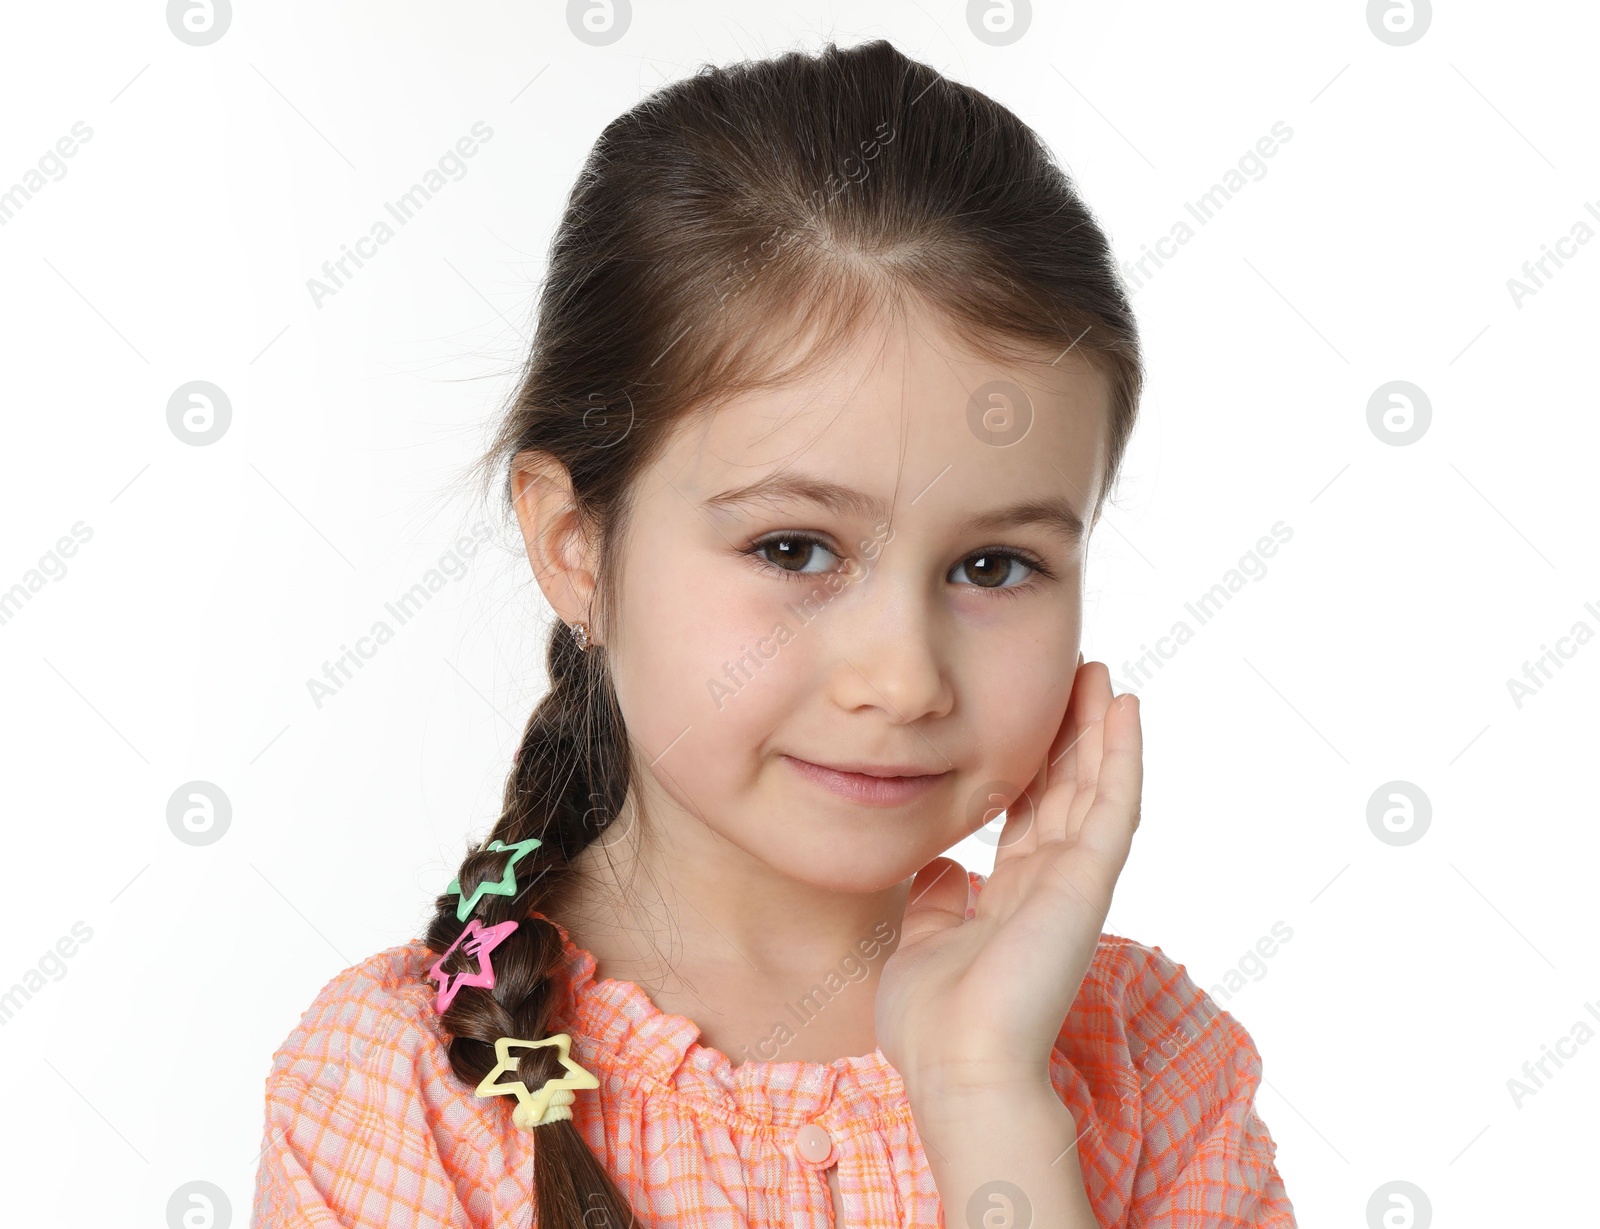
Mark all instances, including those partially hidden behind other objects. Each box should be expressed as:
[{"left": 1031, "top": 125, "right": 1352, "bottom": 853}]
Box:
[{"left": 780, "top": 755, "right": 950, "bottom": 806}]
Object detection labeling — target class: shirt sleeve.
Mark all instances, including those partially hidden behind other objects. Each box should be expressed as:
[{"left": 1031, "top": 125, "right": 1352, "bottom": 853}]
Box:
[
  {"left": 1046, "top": 931, "right": 1296, "bottom": 1229},
  {"left": 252, "top": 1069, "right": 386, "bottom": 1227},
  {"left": 1115, "top": 941, "right": 1295, "bottom": 1228},
  {"left": 249, "top": 968, "right": 482, "bottom": 1229}
]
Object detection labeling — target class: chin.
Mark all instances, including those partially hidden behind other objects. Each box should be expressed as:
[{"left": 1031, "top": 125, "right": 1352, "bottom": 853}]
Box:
[
  {"left": 770, "top": 856, "right": 912, "bottom": 895},
  {"left": 742, "top": 821, "right": 947, "bottom": 894}
]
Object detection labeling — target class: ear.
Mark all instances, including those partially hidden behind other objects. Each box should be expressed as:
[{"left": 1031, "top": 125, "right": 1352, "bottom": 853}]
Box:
[{"left": 510, "top": 452, "right": 603, "bottom": 642}]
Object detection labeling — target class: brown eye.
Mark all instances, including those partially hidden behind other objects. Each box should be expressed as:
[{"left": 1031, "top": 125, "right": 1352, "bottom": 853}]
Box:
[
  {"left": 952, "top": 553, "right": 1027, "bottom": 588},
  {"left": 757, "top": 538, "right": 837, "bottom": 574}
]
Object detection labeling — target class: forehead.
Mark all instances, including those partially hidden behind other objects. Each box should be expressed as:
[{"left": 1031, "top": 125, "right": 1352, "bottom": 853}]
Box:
[{"left": 653, "top": 301, "right": 1112, "bottom": 519}]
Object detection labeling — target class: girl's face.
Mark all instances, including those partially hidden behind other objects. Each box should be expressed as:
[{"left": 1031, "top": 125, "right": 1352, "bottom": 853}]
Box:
[{"left": 603, "top": 301, "right": 1110, "bottom": 894}]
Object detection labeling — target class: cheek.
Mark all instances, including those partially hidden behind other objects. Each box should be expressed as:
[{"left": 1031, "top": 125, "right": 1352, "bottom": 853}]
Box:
[
  {"left": 607, "top": 552, "right": 813, "bottom": 780},
  {"left": 960, "top": 622, "right": 1079, "bottom": 785}
]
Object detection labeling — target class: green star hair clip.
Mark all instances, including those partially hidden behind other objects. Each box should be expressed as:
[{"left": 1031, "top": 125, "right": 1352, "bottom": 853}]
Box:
[{"left": 447, "top": 837, "right": 542, "bottom": 922}]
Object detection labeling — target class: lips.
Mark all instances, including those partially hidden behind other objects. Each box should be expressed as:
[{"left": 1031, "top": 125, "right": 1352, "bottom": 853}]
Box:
[{"left": 780, "top": 754, "right": 949, "bottom": 806}]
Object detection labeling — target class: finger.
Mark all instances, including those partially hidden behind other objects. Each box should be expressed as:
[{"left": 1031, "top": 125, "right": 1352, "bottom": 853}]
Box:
[
  {"left": 899, "top": 856, "right": 969, "bottom": 946},
  {"left": 1043, "top": 662, "right": 1086, "bottom": 791},
  {"left": 1075, "top": 709, "right": 1106, "bottom": 798},
  {"left": 1049, "top": 662, "right": 1113, "bottom": 787},
  {"left": 1070, "top": 665, "right": 1116, "bottom": 805},
  {"left": 1040, "top": 662, "right": 1112, "bottom": 846},
  {"left": 1033, "top": 663, "right": 1087, "bottom": 849},
  {"left": 1047, "top": 661, "right": 1113, "bottom": 792},
  {"left": 1068, "top": 672, "right": 1132, "bottom": 844},
  {"left": 1073, "top": 661, "right": 1114, "bottom": 729},
  {"left": 1076, "top": 694, "right": 1144, "bottom": 871},
  {"left": 1061, "top": 717, "right": 1104, "bottom": 845}
]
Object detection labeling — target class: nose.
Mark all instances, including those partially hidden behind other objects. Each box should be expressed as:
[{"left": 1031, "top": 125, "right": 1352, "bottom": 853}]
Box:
[{"left": 821, "top": 572, "right": 954, "bottom": 726}]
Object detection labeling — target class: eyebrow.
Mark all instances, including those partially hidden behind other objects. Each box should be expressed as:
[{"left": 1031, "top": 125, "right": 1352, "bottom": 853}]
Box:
[{"left": 701, "top": 471, "right": 1085, "bottom": 541}]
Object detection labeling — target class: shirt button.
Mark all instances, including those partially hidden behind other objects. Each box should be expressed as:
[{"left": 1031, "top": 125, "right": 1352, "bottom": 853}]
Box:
[{"left": 794, "top": 1122, "right": 834, "bottom": 1166}]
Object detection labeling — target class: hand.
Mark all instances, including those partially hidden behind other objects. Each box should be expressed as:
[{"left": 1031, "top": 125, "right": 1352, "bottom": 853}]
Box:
[{"left": 875, "top": 660, "right": 1143, "bottom": 1096}]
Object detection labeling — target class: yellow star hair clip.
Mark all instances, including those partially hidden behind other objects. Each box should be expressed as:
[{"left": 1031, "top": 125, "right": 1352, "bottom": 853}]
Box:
[{"left": 474, "top": 1033, "right": 600, "bottom": 1128}]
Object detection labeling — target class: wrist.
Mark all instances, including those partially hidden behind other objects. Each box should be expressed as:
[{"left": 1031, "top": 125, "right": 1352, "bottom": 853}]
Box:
[
  {"left": 905, "top": 1084, "right": 1097, "bottom": 1228},
  {"left": 903, "top": 1071, "right": 1071, "bottom": 1145},
  {"left": 900, "top": 1059, "right": 1056, "bottom": 1110}
]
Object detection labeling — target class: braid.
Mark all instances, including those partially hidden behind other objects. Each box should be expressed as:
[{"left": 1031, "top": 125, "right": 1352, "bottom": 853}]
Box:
[{"left": 423, "top": 623, "right": 638, "bottom": 1228}]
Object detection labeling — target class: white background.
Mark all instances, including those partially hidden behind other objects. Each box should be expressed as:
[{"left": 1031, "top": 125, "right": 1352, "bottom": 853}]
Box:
[{"left": 2, "top": 2, "right": 1595, "bottom": 1226}]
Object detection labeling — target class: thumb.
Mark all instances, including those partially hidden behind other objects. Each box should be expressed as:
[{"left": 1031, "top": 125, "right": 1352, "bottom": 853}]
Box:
[{"left": 899, "top": 856, "right": 969, "bottom": 947}]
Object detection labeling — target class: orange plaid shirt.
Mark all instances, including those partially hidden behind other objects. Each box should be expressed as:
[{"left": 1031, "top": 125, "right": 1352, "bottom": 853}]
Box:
[{"left": 251, "top": 870, "right": 1294, "bottom": 1227}]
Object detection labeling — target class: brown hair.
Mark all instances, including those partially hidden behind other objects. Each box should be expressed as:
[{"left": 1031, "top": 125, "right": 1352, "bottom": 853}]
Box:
[{"left": 424, "top": 37, "right": 1142, "bottom": 1227}]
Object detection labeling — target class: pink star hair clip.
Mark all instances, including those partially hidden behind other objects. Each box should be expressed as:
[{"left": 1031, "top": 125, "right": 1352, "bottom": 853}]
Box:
[{"left": 428, "top": 918, "right": 520, "bottom": 1013}]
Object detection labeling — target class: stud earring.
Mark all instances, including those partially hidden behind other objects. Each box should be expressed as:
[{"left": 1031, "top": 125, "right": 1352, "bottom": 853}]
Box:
[{"left": 570, "top": 621, "right": 591, "bottom": 652}]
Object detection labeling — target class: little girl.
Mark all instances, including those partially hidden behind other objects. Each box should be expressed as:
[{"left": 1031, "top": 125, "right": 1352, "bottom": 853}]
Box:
[{"left": 252, "top": 40, "right": 1294, "bottom": 1228}]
